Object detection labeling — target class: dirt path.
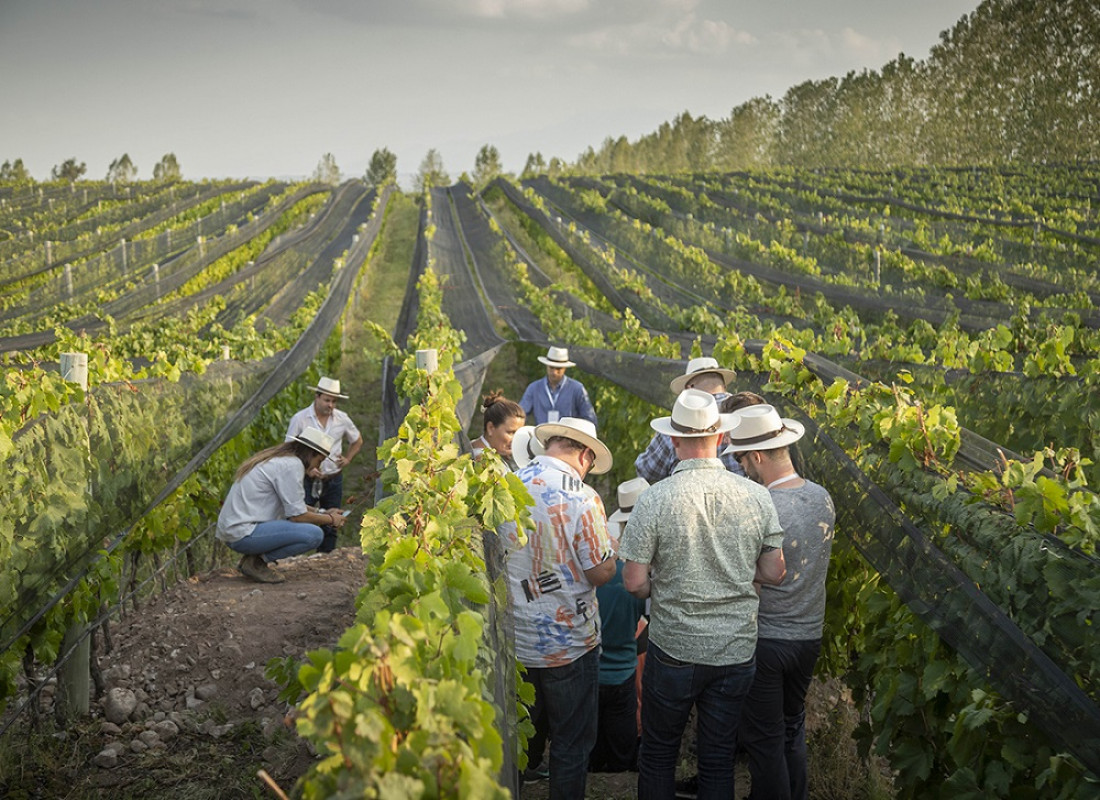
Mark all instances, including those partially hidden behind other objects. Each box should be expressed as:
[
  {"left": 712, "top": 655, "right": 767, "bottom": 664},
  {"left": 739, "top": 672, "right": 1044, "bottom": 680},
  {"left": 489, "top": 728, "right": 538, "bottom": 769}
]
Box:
[{"left": 3, "top": 550, "right": 368, "bottom": 799}]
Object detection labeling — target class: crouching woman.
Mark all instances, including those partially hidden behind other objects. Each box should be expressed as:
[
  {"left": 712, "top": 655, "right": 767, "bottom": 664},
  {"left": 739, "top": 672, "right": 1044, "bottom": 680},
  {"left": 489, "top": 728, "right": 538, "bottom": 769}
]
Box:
[{"left": 216, "top": 427, "right": 347, "bottom": 583}]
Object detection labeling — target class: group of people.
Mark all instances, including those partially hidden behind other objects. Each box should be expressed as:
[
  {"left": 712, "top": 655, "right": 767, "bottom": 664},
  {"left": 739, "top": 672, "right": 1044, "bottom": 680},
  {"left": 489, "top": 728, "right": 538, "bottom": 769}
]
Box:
[
  {"left": 215, "top": 376, "right": 362, "bottom": 583},
  {"left": 211, "top": 345, "right": 835, "bottom": 799},
  {"left": 492, "top": 347, "right": 835, "bottom": 800}
]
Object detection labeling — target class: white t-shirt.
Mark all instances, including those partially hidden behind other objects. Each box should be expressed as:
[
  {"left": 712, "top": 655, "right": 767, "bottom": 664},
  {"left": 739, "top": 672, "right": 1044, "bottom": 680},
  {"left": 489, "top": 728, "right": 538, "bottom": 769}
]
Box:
[
  {"left": 285, "top": 406, "right": 361, "bottom": 477},
  {"left": 216, "top": 456, "right": 308, "bottom": 543}
]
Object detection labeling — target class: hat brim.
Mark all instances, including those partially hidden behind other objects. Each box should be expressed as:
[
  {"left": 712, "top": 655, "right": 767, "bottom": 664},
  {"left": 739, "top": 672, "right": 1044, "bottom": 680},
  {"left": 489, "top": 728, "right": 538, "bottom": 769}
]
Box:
[
  {"left": 668, "top": 368, "right": 738, "bottom": 394},
  {"left": 722, "top": 419, "right": 805, "bottom": 454},
  {"left": 650, "top": 412, "right": 739, "bottom": 438},
  {"left": 537, "top": 356, "right": 576, "bottom": 368},
  {"left": 511, "top": 427, "right": 544, "bottom": 469},
  {"left": 294, "top": 435, "right": 333, "bottom": 457},
  {"left": 534, "top": 423, "right": 613, "bottom": 474},
  {"left": 307, "top": 384, "right": 349, "bottom": 399},
  {"left": 608, "top": 508, "right": 632, "bottom": 524}
]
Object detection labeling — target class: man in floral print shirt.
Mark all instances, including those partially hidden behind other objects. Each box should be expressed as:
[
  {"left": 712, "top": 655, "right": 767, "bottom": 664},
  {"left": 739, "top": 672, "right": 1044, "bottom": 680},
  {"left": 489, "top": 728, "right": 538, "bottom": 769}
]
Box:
[{"left": 505, "top": 417, "right": 616, "bottom": 800}]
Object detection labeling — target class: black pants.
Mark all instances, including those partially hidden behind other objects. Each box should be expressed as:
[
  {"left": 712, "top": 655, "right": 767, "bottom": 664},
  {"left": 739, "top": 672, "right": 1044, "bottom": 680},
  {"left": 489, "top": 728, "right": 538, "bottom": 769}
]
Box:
[{"left": 305, "top": 473, "right": 342, "bottom": 552}]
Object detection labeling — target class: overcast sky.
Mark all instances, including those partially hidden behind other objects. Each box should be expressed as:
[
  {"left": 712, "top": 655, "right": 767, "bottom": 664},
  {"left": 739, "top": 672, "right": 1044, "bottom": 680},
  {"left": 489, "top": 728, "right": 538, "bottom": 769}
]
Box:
[{"left": 1, "top": 0, "right": 980, "bottom": 186}]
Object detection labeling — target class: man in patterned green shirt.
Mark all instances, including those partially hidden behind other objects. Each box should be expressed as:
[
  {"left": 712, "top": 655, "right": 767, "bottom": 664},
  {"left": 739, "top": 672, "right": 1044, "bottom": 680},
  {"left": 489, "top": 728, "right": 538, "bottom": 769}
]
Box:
[{"left": 620, "top": 389, "right": 786, "bottom": 800}]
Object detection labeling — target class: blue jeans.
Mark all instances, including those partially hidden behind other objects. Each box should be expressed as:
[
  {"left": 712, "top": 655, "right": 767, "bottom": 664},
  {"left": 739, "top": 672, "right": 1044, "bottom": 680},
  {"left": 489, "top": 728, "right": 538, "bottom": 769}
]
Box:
[
  {"left": 226, "top": 519, "right": 323, "bottom": 563},
  {"left": 638, "top": 643, "right": 756, "bottom": 800},
  {"left": 305, "top": 473, "right": 342, "bottom": 552},
  {"left": 524, "top": 647, "right": 600, "bottom": 800},
  {"left": 740, "top": 637, "right": 821, "bottom": 800}
]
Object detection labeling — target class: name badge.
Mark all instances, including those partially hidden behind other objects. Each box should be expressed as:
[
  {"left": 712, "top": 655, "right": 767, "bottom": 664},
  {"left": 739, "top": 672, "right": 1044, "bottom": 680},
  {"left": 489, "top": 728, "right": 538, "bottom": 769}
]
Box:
[{"left": 546, "top": 410, "right": 560, "bottom": 423}]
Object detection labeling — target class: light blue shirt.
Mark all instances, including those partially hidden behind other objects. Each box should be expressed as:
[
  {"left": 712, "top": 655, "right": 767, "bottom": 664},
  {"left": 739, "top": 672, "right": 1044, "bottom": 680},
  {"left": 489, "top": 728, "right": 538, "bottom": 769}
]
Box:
[{"left": 520, "top": 375, "right": 597, "bottom": 426}]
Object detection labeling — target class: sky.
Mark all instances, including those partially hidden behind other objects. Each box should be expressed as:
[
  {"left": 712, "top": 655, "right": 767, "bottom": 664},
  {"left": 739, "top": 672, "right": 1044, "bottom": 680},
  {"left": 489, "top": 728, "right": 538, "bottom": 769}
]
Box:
[{"left": 1, "top": 0, "right": 981, "bottom": 187}]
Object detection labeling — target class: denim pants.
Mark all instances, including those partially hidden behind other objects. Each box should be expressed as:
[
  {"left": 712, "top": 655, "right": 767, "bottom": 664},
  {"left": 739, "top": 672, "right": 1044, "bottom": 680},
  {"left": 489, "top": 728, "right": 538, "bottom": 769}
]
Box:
[
  {"left": 590, "top": 671, "right": 639, "bottom": 772},
  {"left": 524, "top": 647, "right": 600, "bottom": 800},
  {"left": 740, "top": 637, "right": 821, "bottom": 800},
  {"left": 305, "top": 472, "right": 342, "bottom": 552},
  {"left": 226, "top": 519, "right": 323, "bottom": 563},
  {"left": 638, "top": 643, "right": 756, "bottom": 800}
]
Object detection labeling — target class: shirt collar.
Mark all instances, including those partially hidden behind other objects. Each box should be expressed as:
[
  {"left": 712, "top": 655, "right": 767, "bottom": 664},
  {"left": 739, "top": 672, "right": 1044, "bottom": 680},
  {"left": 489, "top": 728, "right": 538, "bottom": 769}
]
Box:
[
  {"left": 671, "top": 457, "right": 725, "bottom": 474},
  {"left": 535, "top": 454, "right": 582, "bottom": 480}
]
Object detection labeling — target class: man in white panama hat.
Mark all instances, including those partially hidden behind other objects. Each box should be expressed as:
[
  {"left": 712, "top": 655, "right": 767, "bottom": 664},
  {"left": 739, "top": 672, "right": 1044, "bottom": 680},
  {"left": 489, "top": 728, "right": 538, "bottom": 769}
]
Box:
[
  {"left": 285, "top": 376, "right": 362, "bottom": 552},
  {"left": 504, "top": 416, "right": 616, "bottom": 799},
  {"left": 634, "top": 356, "right": 743, "bottom": 483},
  {"left": 520, "top": 345, "right": 597, "bottom": 426},
  {"left": 618, "top": 390, "right": 787, "bottom": 800},
  {"left": 724, "top": 405, "right": 835, "bottom": 800}
]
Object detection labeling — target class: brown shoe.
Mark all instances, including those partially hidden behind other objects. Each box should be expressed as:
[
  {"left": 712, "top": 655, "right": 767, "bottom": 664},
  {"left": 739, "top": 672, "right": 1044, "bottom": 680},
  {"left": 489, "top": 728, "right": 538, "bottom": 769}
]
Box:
[{"left": 239, "top": 554, "right": 285, "bottom": 584}]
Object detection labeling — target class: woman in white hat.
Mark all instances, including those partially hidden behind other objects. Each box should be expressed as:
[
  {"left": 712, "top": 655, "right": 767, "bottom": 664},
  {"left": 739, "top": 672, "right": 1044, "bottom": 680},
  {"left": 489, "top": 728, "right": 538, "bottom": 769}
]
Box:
[{"left": 216, "top": 427, "right": 348, "bottom": 583}]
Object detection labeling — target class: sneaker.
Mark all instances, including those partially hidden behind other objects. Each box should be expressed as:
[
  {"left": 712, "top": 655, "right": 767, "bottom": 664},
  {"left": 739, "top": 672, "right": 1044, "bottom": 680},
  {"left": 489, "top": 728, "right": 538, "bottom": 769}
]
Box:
[
  {"left": 239, "top": 554, "right": 285, "bottom": 584},
  {"left": 522, "top": 763, "right": 549, "bottom": 783}
]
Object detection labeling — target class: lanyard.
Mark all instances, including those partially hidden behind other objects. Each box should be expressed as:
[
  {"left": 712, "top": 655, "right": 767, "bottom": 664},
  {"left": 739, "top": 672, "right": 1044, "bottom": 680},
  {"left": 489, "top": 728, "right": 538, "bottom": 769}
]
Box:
[
  {"left": 544, "top": 377, "right": 563, "bottom": 409},
  {"left": 767, "top": 473, "right": 800, "bottom": 489}
]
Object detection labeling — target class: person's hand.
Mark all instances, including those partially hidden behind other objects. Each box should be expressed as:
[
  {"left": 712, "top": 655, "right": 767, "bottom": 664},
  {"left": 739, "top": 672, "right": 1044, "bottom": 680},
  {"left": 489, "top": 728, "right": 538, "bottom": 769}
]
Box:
[
  {"left": 333, "top": 455, "right": 349, "bottom": 469},
  {"left": 327, "top": 509, "right": 347, "bottom": 529},
  {"left": 307, "top": 466, "right": 323, "bottom": 479}
]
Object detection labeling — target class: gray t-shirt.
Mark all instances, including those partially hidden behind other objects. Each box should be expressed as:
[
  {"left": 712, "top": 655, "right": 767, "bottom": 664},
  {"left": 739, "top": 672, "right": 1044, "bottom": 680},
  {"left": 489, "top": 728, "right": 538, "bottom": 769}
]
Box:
[
  {"left": 757, "top": 480, "right": 835, "bottom": 640},
  {"left": 620, "top": 458, "right": 784, "bottom": 666}
]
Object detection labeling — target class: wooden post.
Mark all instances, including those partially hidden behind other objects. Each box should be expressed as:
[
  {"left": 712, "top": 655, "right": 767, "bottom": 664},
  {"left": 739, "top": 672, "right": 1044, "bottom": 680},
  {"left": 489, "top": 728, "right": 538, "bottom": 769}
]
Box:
[{"left": 57, "top": 353, "right": 91, "bottom": 720}]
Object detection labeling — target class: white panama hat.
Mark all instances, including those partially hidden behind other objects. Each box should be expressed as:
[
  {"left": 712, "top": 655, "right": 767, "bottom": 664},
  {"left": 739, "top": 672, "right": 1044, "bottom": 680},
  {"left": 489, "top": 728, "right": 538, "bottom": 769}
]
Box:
[
  {"left": 510, "top": 425, "right": 544, "bottom": 469},
  {"left": 537, "top": 346, "right": 576, "bottom": 368},
  {"left": 651, "top": 389, "right": 739, "bottom": 438},
  {"left": 308, "top": 376, "right": 349, "bottom": 399},
  {"left": 721, "top": 404, "right": 805, "bottom": 454},
  {"left": 608, "top": 477, "right": 650, "bottom": 524},
  {"left": 534, "top": 417, "right": 613, "bottom": 474},
  {"left": 668, "top": 356, "right": 738, "bottom": 394},
  {"left": 294, "top": 426, "right": 337, "bottom": 457}
]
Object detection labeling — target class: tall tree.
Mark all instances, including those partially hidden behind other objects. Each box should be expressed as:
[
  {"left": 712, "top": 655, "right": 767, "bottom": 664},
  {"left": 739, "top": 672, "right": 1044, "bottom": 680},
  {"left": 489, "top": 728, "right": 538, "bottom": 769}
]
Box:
[
  {"left": 0, "top": 158, "right": 31, "bottom": 182},
  {"left": 472, "top": 144, "right": 502, "bottom": 186},
  {"left": 153, "top": 153, "right": 181, "bottom": 181},
  {"left": 715, "top": 96, "right": 780, "bottom": 170},
  {"left": 522, "top": 151, "right": 546, "bottom": 178},
  {"left": 312, "top": 153, "right": 341, "bottom": 185},
  {"left": 364, "top": 147, "right": 397, "bottom": 188},
  {"left": 106, "top": 153, "right": 138, "bottom": 183},
  {"left": 50, "top": 157, "right": 87, "bottom": 183},
  {"left": 415, "top": 149, "right": 449, "bottom": 192}
]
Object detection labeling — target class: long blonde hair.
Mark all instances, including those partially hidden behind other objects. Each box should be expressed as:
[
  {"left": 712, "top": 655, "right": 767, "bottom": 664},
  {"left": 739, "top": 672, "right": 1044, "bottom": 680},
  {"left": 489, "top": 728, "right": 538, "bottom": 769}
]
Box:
[{"left": 234, "top": 440, "right": 318, "bottom": 481}]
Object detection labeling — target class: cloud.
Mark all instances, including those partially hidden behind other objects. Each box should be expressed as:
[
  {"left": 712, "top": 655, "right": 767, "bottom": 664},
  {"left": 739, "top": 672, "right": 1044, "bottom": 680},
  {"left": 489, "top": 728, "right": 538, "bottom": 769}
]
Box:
[{"left": 565, "top": 3, "right": 755, "bottom": 59}]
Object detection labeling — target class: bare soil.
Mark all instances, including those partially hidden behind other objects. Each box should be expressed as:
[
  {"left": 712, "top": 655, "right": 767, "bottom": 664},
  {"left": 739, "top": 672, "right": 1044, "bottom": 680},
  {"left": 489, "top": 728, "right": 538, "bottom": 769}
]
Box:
[{"left": 2, "top": 548, "right": 368, "bottom": 799}]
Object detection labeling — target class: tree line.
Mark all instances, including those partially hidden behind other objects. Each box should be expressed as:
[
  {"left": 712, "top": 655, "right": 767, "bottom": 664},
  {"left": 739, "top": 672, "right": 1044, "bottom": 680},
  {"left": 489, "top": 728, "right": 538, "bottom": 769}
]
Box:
[{"left": 566, "top": 0, "right": 1099, "bottom": 175}]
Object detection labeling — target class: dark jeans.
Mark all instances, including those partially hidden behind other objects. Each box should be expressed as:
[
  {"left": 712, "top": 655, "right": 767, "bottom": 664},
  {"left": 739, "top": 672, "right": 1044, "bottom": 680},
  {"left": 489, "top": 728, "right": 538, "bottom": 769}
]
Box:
[
  {"left": 304, "top": 472, "right": 342, "bottom": 552},
  {"left": 590, "top": 672, "right": 638, "bottom": 772},
  {"left": 524, "top": 647, "right": 600, "bottom": 800},
  {"left": 740, "top": 637, "right": 821, "bottom": 800},
  {"left": 638, "top": 643, "right": 756, "bottom": 800}
]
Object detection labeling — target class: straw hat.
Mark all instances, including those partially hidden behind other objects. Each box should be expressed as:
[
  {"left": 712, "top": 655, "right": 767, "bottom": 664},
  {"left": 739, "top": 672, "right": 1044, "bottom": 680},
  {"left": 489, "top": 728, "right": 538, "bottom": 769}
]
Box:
[
  {"left": 608, "top": 477, "right": 650, "bottom": 524},
  {"left": 294, "top": 426, "right": 337, "bottom": 457},
  {"left": 511, "top": 425, "right": 544, "bottom": 469},
  {"left": 721, "top": 404, "right": 805, "bottom": 454},
  {"left": 651, "top": 389, "right": 739, "bottom": 438},
  {"left": 537, "top": 346, "right": 576, "bottom": 368},
  {"left": 308, "top": 376, "right": 348, "bottom": 399},
  {"left": 534, "top": 417, "right": 613, "bottom": 474},
  {"left": 669, "top": 356, "right": 738, "bottom": 394}
]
